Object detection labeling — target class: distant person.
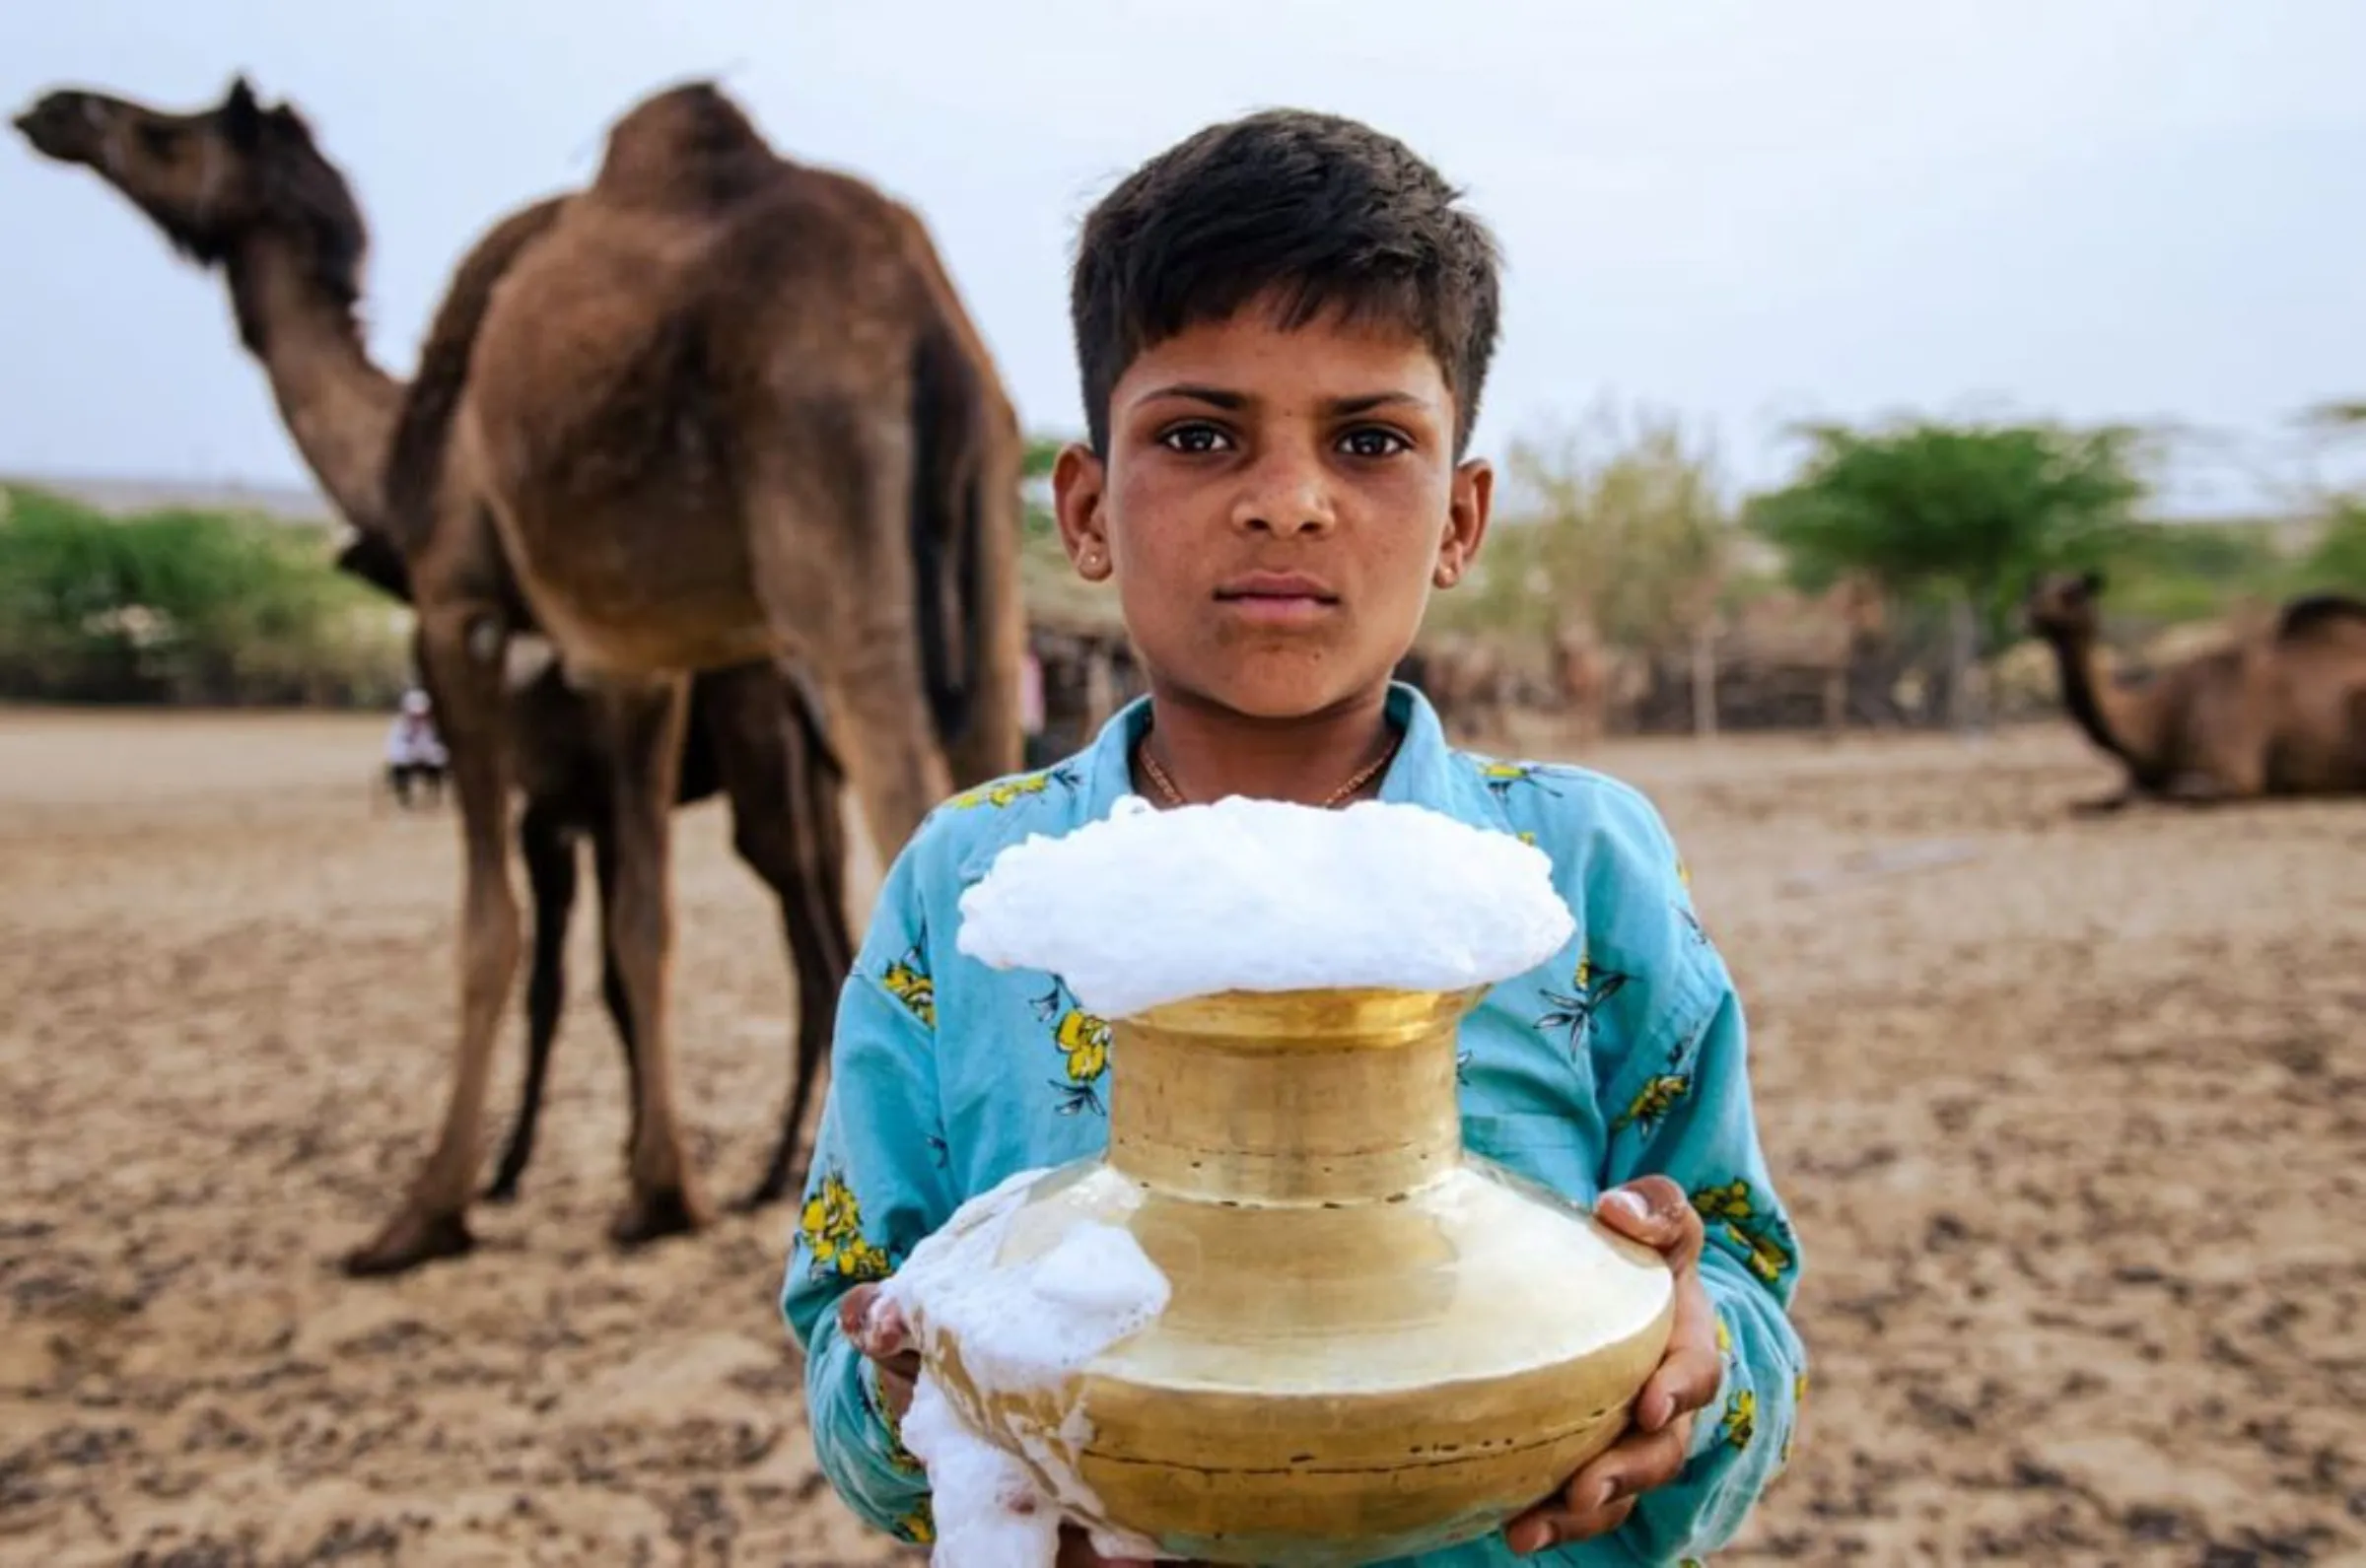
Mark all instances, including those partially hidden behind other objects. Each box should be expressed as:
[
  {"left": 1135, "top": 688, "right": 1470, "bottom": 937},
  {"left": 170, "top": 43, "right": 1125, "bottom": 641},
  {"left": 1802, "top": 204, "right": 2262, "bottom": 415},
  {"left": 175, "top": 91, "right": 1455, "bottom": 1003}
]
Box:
[{"left": 384, "top": 688, "right": 449, "bottom": 809}]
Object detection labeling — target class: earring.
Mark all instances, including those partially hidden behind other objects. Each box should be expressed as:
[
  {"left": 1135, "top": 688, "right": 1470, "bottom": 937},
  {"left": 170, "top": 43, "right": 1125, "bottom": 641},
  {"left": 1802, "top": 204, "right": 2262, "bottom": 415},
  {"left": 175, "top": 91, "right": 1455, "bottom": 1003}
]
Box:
[{"left": 1434, "top": 565, "right": 1459, "bottom": 587}]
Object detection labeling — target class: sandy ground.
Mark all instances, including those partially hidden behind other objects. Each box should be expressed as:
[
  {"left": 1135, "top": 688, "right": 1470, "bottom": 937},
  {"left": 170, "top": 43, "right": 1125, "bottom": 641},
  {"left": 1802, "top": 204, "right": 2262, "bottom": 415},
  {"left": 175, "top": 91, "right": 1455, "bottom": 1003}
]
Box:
[{"left": 0, "top": 708, "right": 2358, "bottom": 1567}]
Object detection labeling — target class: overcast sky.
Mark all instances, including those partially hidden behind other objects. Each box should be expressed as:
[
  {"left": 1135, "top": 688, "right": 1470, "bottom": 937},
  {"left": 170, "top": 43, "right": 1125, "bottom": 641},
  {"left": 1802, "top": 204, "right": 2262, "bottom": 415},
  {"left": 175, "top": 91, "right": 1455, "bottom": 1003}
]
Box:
[{"left": 4, "top": 1, "right": 2363, "bottom": 516}]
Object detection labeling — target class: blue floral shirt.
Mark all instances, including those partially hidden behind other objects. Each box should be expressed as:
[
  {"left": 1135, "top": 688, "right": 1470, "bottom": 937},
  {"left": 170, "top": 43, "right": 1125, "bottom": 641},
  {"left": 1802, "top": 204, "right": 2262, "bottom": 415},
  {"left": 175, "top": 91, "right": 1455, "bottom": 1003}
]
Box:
[{"left": 781, "top": 683, "right": 1806, "bottom": 1567}]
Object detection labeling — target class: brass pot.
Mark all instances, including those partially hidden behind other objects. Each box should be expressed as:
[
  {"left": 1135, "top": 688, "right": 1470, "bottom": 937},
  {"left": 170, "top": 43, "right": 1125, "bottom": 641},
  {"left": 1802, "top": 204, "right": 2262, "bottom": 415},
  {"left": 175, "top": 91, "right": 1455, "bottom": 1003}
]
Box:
[{"left": 917, "top": 986, "right": 1675, "bottom": 1567}]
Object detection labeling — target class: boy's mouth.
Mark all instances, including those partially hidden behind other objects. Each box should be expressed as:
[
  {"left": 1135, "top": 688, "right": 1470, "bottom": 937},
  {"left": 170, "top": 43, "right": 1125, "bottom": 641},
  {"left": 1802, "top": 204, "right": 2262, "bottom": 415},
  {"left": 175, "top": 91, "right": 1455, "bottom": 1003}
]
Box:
[{"left": 1214, "top": 571, "right": 1340, "bottom": 623}]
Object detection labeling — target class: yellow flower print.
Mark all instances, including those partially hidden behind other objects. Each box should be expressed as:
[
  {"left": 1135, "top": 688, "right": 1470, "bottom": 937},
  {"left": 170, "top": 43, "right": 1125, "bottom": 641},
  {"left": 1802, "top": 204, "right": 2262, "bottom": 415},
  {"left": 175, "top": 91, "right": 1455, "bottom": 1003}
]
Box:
[
  {"left": 1056, "top": 1008, "right": 1110, "bottom": 1084},
  {"left": 1720, "top": 1388, "right": 1757, "bottom": 1451},
  {"left": 894, "top": 1499, "right": 936, "bottom": 1544},
  {"left": 1693, "top": 1179, "right": 1755, "bottom": 1225},
  {"left": 873, "top": 1369, "right": 924, "bottom": 1475},
  {"left": 1715, "top": 1315, "right": 1733, "bottom": 1358},
  {"left": 800, "top": 1170, "right": 890, "bottom": 1281},
  {"left": 1477, "top": 759, "right": 1563, "bottom": 804},
  {"left": 1691, "top": 1178, "right": 1798, "bottom": 1286},
  {"left": 945, "top": 763, "right": 1079, "bottom": 812},
  {"left": 1613, "top": 1073, "right": 1691, "bottom": 1134},
  {"left": 947, "top": 773, "right": 1050, "bottom": 810},
  {"left": 1536, "top": 954, "right": 1631, "bottom": 1051},
  {"left": 1033, "top": 980, "right": 1111, "bottom": 1116},
  {"left": 881, "top": 940, "right": 936, "bottom": 1028}
]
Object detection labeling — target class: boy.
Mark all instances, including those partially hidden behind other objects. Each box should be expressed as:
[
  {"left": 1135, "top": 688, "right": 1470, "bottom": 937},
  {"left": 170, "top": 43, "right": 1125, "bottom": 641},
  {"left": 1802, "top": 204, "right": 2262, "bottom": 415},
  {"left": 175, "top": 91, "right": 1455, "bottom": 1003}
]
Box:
[{"left": 782, "top": 109, "right": 1805, "bottom": 1566}]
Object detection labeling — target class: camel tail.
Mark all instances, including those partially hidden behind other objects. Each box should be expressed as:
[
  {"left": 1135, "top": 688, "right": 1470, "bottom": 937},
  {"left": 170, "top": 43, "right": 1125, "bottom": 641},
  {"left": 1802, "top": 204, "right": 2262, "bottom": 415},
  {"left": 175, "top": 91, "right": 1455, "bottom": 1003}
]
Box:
[
  {"left": 906, "top": 321, "right": 990, "bottom": 751},
  {"left": 382, "top": 195, "right": 570, "bottom": 557},
  {"left": 2276, "top": 591, "right": 2366, "bottom": 644},
  {"left": 332, "top": 528, "right": 413, "bottom": 606}
]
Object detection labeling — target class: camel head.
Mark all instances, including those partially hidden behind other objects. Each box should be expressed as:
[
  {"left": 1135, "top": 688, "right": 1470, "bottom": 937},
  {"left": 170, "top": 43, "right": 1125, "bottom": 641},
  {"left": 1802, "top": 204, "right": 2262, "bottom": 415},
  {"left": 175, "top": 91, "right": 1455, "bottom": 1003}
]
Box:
[
  {"left": 2023, "top": 569, "right": 2107, "bottom": 642},
  {"left": 14, "top": 75, "right": 366, "bottom": 316}
]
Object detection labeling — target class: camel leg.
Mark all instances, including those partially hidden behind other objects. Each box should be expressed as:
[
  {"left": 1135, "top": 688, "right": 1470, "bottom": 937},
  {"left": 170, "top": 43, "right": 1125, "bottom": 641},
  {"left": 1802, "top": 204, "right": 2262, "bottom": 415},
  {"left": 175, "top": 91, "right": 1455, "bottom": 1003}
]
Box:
[
  {"left": 486, "top": 801, "right": 578, "bottom": 1205},
  {"left": 2163, "top": 771, "right": 2247, "bottom": 806},
  {"left": 592, "top": 676, "right": 710, "bottom": 1248},
  {"left": 745, "top": 443, "right": 953, "bottom": 865},
  {"left": 2070, "top": 785, "right": 2136, "bottom": 817},
  {"left": 344, "top": 609, "right": 520, "bottom": 1277},
  {"left": 701, "top": 664, "right": 856, "bottom": 1212},
  {"left": 590, "top": 818, "right": 645, "bottom": 1168}
]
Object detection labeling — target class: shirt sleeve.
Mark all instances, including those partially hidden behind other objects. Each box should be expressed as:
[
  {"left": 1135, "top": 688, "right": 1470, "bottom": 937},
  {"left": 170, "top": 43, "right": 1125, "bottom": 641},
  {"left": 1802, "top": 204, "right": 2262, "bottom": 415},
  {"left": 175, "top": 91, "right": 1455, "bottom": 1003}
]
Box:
[
  {"left": 779, "top": 844, "right": 959, "bottom": 1545},
  {"left": 1591, "top": 824, "right": 1807, "bottom": 1563}
]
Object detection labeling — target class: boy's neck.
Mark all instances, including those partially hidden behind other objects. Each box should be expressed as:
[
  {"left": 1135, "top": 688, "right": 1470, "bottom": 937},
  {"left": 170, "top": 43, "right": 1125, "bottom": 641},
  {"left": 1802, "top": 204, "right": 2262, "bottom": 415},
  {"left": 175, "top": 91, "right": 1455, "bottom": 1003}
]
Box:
[{"left": 1136, "top": 682, "right": 1399, "bottom": 808}]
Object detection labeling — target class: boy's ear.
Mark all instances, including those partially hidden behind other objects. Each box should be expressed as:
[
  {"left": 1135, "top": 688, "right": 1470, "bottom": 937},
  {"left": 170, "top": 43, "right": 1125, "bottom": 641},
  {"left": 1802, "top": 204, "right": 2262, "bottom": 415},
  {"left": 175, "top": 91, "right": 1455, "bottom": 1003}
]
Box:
[
  {"left": 1053, "top": 442, "right": 1114, "bottom": 582},
  {"left": 1433, "top": 456, "right": 1494, "bottom": 588}
]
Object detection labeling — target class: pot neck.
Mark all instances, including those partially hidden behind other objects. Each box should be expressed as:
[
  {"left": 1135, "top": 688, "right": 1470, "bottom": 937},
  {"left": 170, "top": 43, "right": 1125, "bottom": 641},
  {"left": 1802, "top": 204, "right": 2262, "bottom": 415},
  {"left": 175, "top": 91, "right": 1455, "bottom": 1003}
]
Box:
[{"left": 1106, "top": 988, "right": 1483, "bottom": 1204}]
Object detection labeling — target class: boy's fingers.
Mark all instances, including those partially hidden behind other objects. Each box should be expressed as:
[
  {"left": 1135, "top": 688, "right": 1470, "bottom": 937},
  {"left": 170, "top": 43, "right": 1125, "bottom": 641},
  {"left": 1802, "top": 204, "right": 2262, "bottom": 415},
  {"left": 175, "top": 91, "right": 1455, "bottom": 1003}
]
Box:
[
  {"left": 1503, "top": 1413, "right": 1692, "bottom": 1555},
  {"left": 836, "top": 1284, "right": 916, "bottom": 1367},
  {"left": 1503, "top": 1487, "right": 1636, "bottom": 1555},
  {"left": 1637, "top": 1280, "right": 1722, "bottom": 1433},
  {"left": 1595, "top": 1177, "right": 1703, "bottom": 1271}
]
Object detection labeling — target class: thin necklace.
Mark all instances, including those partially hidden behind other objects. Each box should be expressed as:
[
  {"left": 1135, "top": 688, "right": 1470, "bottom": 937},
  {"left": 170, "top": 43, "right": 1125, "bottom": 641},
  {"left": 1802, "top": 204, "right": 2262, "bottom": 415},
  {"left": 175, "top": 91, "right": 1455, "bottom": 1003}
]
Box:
[{"left": 1135, "top": 726, "right": 1403, "bottom": 810}]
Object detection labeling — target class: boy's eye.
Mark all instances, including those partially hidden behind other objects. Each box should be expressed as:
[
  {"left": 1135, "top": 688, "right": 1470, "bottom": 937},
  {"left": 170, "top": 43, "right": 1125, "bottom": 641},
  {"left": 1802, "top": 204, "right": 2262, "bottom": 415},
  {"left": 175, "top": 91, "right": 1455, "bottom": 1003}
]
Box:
[
  {"left": 1158, "top": 423, "right": 1232, "bottom": 455},
  {"left": 1338, "top": 428, "right": 1411, "bottom": 459}
]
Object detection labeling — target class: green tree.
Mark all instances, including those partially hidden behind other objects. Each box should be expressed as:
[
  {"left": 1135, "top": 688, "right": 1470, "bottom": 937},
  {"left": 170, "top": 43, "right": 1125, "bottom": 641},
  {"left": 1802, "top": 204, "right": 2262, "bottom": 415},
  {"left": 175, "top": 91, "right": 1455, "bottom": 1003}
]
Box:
[
  {"left": 0, "top": 485, "right": 404, "bottom": 706},
  {"left": 1500, "top": 403, "right": 1737, "bottom": 733},
  {"left": 1744, "top": 419, "right": 2148, "bottom": 724},
  {"left": 2305, "top": 500, "right": 2366, "bottom": 589}
]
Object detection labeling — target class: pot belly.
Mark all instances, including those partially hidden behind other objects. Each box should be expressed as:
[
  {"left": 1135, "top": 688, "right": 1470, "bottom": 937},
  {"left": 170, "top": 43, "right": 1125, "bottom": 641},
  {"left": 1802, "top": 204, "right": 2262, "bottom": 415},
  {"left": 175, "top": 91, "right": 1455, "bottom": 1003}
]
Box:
[{"left": 951, "top": 1160, "right": 1675, "bottom": 1566}]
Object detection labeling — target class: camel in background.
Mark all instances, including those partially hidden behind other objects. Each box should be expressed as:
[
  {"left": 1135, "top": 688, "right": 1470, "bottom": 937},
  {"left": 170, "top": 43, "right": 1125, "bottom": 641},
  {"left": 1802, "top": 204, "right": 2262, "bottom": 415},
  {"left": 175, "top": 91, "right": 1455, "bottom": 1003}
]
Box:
[
  {"left": 2023, "top": 570, "right": 2366, "bottom": 812},
  {"left": 1422, "top": 634, "right": 1511, "bottom": 746},
  {"left": 15, "top": 75, "right": 1022, "bottom": 1273}
]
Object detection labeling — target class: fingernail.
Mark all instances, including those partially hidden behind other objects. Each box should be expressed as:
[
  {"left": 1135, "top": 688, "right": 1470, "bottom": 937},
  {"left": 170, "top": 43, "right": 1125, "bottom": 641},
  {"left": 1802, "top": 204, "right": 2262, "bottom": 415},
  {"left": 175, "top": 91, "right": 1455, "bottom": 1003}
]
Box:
[
  {"left": 861, "top": 1295, "right": 898, "bottom": 1349},
  {"left": 1602, "top": 1190, "right": 1649, "bottom": 1223},
  {"left": 1506, "top": 1522, "right": 1548, "bottom": 1555},
  {"left": 1593, "top": 1475, "right": 1622, "bottom": 1509}
]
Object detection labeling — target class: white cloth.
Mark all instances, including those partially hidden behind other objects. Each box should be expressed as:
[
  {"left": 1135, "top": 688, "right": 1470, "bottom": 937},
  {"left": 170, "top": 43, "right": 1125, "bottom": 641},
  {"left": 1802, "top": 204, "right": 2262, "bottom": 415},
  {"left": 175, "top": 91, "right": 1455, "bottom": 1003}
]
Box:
[{"left": 386, "top": 712, "right": 449, "bottom": 769}]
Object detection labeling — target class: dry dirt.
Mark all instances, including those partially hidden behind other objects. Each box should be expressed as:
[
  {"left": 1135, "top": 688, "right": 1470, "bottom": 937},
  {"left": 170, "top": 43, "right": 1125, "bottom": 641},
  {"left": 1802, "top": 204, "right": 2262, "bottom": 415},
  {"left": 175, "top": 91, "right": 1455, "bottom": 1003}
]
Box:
[{"left": 1, "top": 709, "right": 2359, "bottom": 1567}]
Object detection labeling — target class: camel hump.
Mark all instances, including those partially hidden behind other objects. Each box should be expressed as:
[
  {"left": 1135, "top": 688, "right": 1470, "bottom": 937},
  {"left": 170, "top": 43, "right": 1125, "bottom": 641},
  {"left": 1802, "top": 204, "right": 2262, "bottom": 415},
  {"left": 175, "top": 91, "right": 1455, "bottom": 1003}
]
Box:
[
  {"left": 592, "top": 81, "right": 778, "bottom": 211},
  {"left": 383, "top": 194, "right": 571, "bottom": 557},
  {"left": 2275, "top": 592, "right": 2366, "bottom": 644}
]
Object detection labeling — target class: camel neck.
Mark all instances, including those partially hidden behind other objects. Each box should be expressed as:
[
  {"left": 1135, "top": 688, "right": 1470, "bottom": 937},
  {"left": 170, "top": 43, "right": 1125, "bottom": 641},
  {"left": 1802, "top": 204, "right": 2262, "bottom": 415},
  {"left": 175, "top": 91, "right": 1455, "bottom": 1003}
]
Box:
[
  {"left": 226, "top": 234, "right": 403, "bottom": 535},
  {"left": 2047, "top": 631, "right": 2154, "bottom": 774}
]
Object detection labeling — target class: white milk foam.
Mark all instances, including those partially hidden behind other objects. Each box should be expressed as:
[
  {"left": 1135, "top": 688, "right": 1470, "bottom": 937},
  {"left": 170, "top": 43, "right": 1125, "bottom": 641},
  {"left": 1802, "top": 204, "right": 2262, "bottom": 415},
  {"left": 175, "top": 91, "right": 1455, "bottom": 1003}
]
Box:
[
  {"left": 882, "top": 1169, "right": 1175, "bottom": 1567},
  {"left": 955, "top": 794, "right": 1578, "bottom": 1018}
]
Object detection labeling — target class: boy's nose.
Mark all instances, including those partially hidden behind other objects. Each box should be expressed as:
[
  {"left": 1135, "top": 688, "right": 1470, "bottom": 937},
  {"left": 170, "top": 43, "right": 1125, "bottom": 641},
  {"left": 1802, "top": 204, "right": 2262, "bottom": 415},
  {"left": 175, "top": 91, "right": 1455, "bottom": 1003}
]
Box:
[{"left": 1230, "top": 454, "right": 1336, "bottom": 535}]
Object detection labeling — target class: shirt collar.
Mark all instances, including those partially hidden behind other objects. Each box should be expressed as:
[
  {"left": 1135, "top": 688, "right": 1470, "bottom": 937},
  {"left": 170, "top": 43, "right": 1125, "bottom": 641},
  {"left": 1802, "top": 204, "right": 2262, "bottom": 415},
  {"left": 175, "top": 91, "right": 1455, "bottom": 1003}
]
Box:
[{"left": 1076, "top": 679, "right": 1461, "bottom": 820}]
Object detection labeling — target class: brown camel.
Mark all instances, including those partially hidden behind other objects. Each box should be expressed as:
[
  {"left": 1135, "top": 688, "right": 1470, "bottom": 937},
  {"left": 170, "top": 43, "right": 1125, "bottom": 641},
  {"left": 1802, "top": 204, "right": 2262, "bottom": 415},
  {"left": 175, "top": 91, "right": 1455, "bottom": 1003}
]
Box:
[
  {"left": 15, "top": 76, "right": 1021, "bottom": 1272},
  {"left": 2023, "top": 570, "right": 2366, "bottom": 813},
  {"left": 373, "top": 81, "right": 1023, "bottom": 1273},
  {"left": 14, "top": 75, "right": 854, "bottom": 1238}
]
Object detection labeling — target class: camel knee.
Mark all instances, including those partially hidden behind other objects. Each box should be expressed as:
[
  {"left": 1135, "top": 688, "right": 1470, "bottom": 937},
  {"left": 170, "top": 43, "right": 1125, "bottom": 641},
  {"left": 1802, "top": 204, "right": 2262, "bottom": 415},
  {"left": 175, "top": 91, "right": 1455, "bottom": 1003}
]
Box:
[{"left": 463, "top": 906, "right": 523, "bottom": 1003}]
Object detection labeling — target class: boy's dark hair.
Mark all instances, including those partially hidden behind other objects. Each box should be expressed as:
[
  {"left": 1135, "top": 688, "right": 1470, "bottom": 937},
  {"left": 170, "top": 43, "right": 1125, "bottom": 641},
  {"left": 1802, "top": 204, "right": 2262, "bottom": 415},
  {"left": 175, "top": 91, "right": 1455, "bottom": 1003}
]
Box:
[{"left": 1070, "top": 108, "right": 1503, "bottom": 458}]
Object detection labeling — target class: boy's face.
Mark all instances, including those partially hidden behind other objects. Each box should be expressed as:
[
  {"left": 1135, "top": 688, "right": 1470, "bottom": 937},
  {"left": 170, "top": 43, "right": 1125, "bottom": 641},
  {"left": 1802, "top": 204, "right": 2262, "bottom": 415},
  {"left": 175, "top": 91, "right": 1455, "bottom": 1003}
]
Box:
[{"left": 1052, "top": 295, "right": 1492, "bottom": 723}]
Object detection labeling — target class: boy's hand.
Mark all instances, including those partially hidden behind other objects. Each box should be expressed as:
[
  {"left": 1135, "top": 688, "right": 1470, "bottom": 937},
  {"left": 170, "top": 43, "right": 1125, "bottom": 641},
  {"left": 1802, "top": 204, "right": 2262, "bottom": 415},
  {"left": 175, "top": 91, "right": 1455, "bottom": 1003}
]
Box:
[
  {"left": 837, "top": 1280, "right": 922, "bottom": 1420},
  {"left": 842, "top": 1285, "right": 1190, "bottom": 1568},
  {"left": 1502, "top": 1177, "right": 1723, "bottom": 1556}
]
